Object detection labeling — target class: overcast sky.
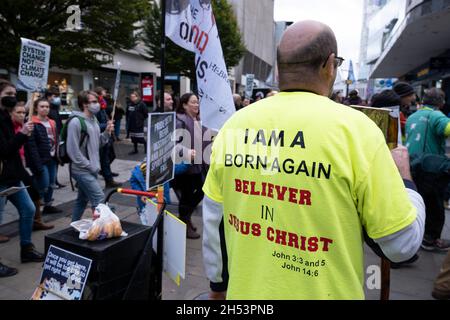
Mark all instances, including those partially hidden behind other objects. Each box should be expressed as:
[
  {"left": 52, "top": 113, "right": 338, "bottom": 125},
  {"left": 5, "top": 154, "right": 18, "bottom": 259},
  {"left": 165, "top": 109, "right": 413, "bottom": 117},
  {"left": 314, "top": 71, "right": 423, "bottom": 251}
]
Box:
[{"left": 274, "top": 0, "right": 364, "bottom": 77}]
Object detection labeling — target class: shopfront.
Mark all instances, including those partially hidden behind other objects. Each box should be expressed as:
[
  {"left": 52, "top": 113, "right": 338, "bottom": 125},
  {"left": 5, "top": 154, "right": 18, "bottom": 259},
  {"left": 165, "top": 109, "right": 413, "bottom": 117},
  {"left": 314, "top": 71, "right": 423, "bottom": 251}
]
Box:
[
  {"left": 93, "top": 68, "right": 141, "bottom": 110},
  {"left": 47, "top": 71, "right": 84, "bottom": 111}
]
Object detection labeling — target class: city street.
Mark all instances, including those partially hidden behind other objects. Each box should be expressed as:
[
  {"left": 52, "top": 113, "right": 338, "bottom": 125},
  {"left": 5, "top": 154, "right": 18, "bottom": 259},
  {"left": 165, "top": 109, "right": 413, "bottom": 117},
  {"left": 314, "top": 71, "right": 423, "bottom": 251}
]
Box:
[{"left": 0, "top": 137, "right": 449, "bottom": 300}]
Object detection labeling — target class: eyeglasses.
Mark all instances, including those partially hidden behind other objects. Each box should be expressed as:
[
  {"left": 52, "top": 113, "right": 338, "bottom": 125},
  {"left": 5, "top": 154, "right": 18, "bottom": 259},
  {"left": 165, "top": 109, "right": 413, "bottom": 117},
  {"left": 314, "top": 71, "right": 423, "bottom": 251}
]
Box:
[{"left": 322, "top": 54, "right": 345, "bottom": 68}]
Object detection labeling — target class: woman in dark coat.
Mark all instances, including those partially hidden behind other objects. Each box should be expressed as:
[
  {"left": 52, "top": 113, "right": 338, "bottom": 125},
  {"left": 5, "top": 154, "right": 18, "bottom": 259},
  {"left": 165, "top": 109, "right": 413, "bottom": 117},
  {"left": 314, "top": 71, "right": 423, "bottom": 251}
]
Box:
[
  {"left": 126, "top": 91, "right": 148, "bottom": 155},
  {"left": 11, "top": 103, "right": 54, "bottom": 231},
  {"left": 0, "top": 80, "right": 44, "bottom": 270}
]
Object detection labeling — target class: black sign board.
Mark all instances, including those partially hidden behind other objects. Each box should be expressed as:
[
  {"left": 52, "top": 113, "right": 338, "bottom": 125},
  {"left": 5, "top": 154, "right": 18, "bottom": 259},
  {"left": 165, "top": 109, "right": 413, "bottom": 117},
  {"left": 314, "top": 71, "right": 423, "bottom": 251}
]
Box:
[
  {"left": 146, "top": 112, "right": 176, "bottom": 189},
  {"left": 31, "top": 245, "right": 92, "bottom": 300}
]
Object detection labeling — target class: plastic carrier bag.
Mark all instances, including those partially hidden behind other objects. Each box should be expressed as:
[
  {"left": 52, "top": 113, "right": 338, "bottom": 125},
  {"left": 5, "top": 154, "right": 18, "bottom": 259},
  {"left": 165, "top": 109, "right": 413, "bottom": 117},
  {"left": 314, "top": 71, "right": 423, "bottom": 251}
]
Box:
[{"left": 71, "top": 204, "right": 128, "bottom": 241}]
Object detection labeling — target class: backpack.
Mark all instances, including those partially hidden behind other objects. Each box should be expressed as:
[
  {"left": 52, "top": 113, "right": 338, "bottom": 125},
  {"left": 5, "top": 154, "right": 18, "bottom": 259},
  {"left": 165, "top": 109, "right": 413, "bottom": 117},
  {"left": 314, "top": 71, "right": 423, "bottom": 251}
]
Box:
[{"left": 58, "top": 116, "right": 88, "bottom": 165}]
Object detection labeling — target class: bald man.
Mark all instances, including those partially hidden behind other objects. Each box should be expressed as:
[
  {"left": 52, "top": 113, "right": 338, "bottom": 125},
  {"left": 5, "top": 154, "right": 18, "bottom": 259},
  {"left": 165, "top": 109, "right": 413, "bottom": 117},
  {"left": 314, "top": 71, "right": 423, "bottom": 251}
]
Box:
[{"left": 202, "top": 21, "right": 425, "bottom": 299}]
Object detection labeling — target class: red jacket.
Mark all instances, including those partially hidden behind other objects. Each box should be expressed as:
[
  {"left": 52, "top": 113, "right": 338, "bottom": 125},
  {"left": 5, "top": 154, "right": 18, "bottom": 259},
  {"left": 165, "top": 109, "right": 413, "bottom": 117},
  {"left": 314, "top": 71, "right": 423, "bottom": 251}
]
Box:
[
  {"left": 12, "top": 121, "right": 25, "bottom": 161},
  {"left": 400, "top": 111, "right": 407, "bottom": 135}
]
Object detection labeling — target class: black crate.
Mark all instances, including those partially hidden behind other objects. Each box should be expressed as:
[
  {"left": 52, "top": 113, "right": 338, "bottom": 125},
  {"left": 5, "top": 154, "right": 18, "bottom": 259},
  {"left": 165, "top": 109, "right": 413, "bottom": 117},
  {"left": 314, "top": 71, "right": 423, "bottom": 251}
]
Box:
[{"left": 44, "top": 221, "right": 156, "bottom": 300}]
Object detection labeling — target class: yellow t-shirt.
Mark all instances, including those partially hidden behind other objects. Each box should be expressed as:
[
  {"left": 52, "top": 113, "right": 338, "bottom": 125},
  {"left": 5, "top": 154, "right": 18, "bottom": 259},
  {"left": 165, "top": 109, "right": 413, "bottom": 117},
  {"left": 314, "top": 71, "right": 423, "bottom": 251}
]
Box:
[{"left": 203, "top": 92, "right": 416, "bottom": 300}]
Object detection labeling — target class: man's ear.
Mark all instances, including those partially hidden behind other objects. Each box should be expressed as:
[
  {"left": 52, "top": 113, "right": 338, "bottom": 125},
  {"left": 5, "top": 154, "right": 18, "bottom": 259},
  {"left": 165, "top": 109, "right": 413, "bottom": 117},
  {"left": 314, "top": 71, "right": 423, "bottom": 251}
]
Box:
[{"left": 325, "top": 53, "right": 336, "bottom": 78}]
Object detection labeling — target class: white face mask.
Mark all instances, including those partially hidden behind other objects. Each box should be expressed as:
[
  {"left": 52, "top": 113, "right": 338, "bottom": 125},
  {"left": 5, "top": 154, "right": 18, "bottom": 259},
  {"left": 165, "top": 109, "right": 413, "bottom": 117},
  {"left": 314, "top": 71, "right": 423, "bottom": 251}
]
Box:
[{"left": 88, "top": 103, "right": 100, "bottom": 114}]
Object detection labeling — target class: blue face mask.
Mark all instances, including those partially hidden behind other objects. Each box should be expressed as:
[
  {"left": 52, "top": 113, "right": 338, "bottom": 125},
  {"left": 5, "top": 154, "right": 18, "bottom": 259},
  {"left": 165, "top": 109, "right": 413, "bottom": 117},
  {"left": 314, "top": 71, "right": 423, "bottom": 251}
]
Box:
[{"left": 52, "top": 97, "right": 61, "bottom": 106}]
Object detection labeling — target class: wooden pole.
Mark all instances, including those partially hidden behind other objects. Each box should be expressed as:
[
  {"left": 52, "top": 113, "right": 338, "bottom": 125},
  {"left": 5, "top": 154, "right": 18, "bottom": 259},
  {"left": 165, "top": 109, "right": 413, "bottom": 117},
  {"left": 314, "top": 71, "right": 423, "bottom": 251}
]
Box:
[
  {"left": 27, "top": 92, "right": 39, "bottom": 119},
  {"left": 110, "top": 99, "right": 117, "bottom": 123},
  {"left": 380, "top": 258, "right": 391, "bottom": 300}
]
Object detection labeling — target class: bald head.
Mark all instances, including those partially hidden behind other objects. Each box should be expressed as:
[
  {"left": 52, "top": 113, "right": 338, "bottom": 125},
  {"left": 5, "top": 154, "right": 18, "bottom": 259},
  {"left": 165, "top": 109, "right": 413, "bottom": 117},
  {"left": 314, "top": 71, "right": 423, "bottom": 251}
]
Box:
[
  {"left": 277, "top": 21, "right": 338, "bottom": 94},
  {"left": 278, "top": 20, "right": 337, "bottom": 71}
]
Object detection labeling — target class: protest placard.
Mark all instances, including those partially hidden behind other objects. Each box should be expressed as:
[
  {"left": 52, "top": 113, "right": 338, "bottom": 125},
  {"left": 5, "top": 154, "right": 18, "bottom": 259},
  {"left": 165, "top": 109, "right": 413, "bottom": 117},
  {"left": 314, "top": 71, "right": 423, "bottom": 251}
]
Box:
[
  {"left": 31, "top": 245, "right": 92, "bottom": 300},
  {"left": 245, "top": 74, "right": 255, "bottom": 99},
  {"left": 351, "top": 105, "right": 400, "bottom": 150},
  {"left": 142, "top": 199, "right": 186, "bottom": 286},
  {"left": 17, "top": 38, "right": 51, "bottom": 92},
  {"left": 146, "top": 112, "right": 176, "bottom": 190}
]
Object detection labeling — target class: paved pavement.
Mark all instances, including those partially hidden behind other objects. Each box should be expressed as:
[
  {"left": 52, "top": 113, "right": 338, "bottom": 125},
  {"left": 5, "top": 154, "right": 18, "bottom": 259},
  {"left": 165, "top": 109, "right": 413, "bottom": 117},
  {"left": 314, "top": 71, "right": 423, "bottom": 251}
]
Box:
[{"left": 0, "top": 139, "right": 449, "bottom": 300}]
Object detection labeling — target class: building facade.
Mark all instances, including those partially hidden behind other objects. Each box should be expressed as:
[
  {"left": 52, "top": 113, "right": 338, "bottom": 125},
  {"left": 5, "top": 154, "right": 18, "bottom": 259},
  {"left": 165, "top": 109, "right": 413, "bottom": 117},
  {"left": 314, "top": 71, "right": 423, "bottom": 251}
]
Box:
[
  {"left": 366, "top": 0, "right": 450, "bottom": 102},
  {"left": 228, "top": 0, "right": 276, "bottom": 95}
]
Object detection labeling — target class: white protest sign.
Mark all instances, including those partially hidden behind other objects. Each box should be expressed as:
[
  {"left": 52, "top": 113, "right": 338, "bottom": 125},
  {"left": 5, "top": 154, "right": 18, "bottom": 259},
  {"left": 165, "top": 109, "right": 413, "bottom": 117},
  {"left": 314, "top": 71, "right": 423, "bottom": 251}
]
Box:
[
  {"left": 142, "top": 200, "right": 186, "bottom": 286},
  {"left": 17, "top": 38, "right": 51, "bottom": 92},
  {"left": 165, "top": 0, "right": 235, "bottom": 131}
]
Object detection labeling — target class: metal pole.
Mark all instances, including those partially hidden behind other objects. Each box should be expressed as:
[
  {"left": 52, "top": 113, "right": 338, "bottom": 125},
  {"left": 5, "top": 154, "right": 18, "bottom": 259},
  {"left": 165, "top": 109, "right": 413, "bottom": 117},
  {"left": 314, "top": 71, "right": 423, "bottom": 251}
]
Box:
[
  {"left": 154, "top": 0, "right": 167, "bottom": 299},
  {"left": 159, "top": 0, "right": 166, "bottom": 113}
]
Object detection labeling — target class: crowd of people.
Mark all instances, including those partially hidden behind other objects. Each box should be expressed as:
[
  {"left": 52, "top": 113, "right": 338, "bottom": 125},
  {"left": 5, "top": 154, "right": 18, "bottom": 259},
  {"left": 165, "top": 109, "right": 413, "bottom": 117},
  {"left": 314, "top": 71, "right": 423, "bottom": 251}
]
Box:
[{"left": 1, "top": 19, "right": 450, "bottom": 300}]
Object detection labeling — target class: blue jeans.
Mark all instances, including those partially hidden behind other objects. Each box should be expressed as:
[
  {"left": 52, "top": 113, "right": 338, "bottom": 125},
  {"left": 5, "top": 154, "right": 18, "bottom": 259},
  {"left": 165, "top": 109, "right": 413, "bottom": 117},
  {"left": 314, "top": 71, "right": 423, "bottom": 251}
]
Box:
[
  {"left": 71, "top": 172, "right": 105, "bottom": 222},
  {"left": 34, "top": 159, "right": 57, "bottom": 205},
  {"left": 0, "top": 197, "right": 6, "bottom": 224},
  {"left": 0, "top": 182, "right": 35, "bottom": 246}
]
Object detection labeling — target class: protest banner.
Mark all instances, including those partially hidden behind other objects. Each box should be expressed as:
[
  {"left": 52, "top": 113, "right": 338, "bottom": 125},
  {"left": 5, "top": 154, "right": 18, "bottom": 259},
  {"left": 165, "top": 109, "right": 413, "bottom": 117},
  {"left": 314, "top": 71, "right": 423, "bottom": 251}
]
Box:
[
  {"left": 31, "top": 245, "right": 92, "bottom": 300},
  {"left": 165, "top": 0, "right": 235, "bottom": 131}
]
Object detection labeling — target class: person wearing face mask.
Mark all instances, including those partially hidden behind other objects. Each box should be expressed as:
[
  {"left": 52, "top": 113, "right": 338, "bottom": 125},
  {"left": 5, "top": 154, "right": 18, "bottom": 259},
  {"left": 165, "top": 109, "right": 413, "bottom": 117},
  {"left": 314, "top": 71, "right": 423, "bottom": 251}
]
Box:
[
  {"left": 66, "top": 90, "right": 114, "bottom": 222},
  {"left": 10, "top": 102, "right": 55, "bottom": 231},
  {"left": 0, "top": 80, "right": 45, "bottom": 273},
  {"left": 44, "top": 89, "right": 66, "bottom": 189},
  {"left": 45, "top": 89, "right": 63, "bottom": 137}
]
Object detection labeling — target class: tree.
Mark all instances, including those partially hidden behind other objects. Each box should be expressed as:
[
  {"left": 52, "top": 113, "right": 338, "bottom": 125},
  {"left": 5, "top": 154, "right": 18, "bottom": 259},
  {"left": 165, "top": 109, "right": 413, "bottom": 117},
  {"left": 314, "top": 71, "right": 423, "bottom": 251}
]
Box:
[
  {"left": 142, "top": 0, "right": 246, "bottom": 81},
  {"left": 0, "top": 0, "right": 150, "bottom": 72}
]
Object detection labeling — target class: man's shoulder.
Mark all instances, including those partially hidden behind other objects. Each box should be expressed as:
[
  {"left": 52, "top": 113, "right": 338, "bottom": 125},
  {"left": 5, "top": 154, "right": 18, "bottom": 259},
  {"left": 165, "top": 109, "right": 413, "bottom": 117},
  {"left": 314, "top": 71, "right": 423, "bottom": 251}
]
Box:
[
  {"left": 67, "top": 116, "right": 82, "bottom": 125},
  {"left": 67, "top": 116, "right": 89, "bottom": 132},
  {"left": 430, "top": 109, "right": 449, "bottom": 121}
]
